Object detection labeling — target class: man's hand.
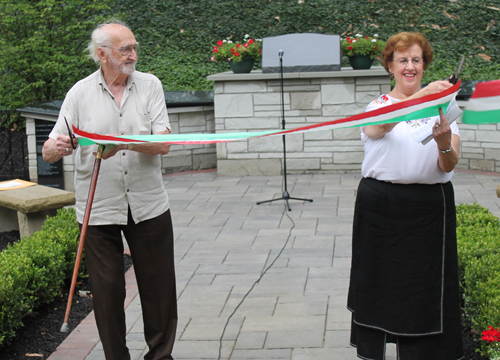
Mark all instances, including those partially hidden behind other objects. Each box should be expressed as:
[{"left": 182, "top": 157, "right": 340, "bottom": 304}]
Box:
[
  {"left": 99, "top": 144, "right": 126, "bottom": 160},
  {"left": 42, "top": 135, "right": 77, "bottom": 162}
]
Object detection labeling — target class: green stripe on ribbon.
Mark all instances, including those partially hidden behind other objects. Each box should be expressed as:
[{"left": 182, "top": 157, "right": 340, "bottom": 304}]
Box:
[{"left": 462, "top": 109, "right": 500, "bottom": 124}]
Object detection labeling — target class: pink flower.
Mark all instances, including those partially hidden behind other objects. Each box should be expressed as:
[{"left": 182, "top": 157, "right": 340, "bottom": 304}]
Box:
[{"left": 211, "top": 56, "right": 215, "bottom": 61}]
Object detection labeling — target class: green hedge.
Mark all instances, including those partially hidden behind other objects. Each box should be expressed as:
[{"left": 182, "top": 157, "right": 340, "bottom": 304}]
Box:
[
  {"left": 117, "top": 0, "right": 500, "bottom": 91},
  {"left": 2, "top": 0, "right": 499, "bottom": 115},
  {"left": 457, "top": 203, "right": 500, "bottom": 358},
  {"left": 0, "top": 208, "right": 82, "bottom": 347}
]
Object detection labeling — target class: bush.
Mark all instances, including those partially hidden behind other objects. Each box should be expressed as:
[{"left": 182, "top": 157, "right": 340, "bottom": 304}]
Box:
[
  {"left": 0, "top": 208, "right": 81, "bottom": 347},
  {"left": 457, "top": 203, "right": 500, "bottom": 357}
]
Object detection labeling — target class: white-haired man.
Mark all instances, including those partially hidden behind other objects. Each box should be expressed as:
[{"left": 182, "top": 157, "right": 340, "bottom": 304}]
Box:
[{"left": 42, "top": 20, "right": 177, "bottom": 360}]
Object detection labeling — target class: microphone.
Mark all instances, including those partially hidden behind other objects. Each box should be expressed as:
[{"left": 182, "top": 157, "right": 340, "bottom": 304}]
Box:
[{"left": 278, "top": 49, "right": 284, "bottom": 57}]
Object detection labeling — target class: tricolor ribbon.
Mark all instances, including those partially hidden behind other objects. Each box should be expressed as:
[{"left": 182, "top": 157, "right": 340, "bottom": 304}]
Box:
[
  {"left": 74, "top": 80, "right": 461, "bottom": 146},
  {"left": 462, "top": 80, "right": 500, "bottom": 124}
]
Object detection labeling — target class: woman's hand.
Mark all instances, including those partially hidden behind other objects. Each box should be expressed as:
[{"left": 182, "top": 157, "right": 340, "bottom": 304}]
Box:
[
  {"left": 434, "top": 107, "right": 460, "bottom": 173},
  {"left": 414, "top": 80, "right": 453, "bottom": 99},
  {"left": 433, "top": 108, "right": 452, "bottom": 150}
]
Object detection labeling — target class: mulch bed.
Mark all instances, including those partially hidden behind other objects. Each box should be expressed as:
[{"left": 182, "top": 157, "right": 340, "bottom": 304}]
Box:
[{"left": 0, "top": 230, "right": 132, "bottom": 360}]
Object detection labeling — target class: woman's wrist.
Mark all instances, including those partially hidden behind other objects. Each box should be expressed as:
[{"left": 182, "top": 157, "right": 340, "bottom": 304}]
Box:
[{"left": 439, "top": 145, "right": 452, "bottom": 154}]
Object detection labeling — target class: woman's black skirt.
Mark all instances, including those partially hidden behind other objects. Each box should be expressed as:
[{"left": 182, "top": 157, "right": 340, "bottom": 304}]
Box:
[{"left": 347, "top": 177, "right": 463, "bottom": 360}]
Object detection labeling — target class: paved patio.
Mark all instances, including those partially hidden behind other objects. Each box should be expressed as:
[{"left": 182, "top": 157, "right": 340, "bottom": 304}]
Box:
[{"left": 47, "top": 169, "right": 500, "bottom": 360}]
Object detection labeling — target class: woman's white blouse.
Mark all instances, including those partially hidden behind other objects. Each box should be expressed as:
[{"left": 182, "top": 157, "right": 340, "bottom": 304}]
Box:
[{"left": 361, "top": 94, "right": 460, "bottom": 184}]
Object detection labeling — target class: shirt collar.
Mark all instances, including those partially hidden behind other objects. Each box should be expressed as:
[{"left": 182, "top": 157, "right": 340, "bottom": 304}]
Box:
[{"left": 98, "top": 68, "right": 135, "bottom": 90}]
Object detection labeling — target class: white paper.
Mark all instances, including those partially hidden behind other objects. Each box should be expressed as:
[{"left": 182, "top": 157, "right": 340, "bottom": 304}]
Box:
[
  {"left": 0, "top": 180, "right": 25, "bottom": 189},
  {"left": 411, "top": 97, "right": 462, "bottom": 145}
]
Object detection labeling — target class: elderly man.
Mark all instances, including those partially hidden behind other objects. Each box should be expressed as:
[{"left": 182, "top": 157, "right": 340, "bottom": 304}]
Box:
[{"left": 42, "top": 20, "right": 177, "bottom": 360}]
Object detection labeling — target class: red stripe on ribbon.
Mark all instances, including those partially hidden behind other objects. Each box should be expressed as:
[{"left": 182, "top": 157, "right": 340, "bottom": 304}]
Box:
[
  {"left": 470, "top": 80, "right": 500, "bottom": 99},
  {"left": 262, "top": 80, "right": 461, "bottom": 136},
  {"left": 73, "top": 125, "right": 143, "bottom": 143}
]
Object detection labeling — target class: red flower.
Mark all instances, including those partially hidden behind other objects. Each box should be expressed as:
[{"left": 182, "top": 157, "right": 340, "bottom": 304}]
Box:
[
  {"left": 236, "top": 43, "right": 241, "bottom": 48},
  {"left": 212, "top": 47, "right": 219, "bottom": 53},
  {"left": 374, "top": 45, "right": 377, "bottom": 50},
  {"left": 244, "top": 43, "right": 249, "bottom": 48},
  {"left": 234, "top": 52, "right": 240, "bottom": 56},
  {"left": 346, "top": 37, "right": 351, "bottom": 42},
  {"left": 348, "top": 46, "right": 353, "bottom": 50},
  {"left": 481, "top": 325, "right": 500, "bottom": 343},
  {"left": 259, "top": 49, "right": 262, "bottom": 53},
  {"left": 365, "top": 36, "right": 369, "bottom": 39},
  {"left": 248, "top": 39, "right": 254, "bottom": 44},
  {"left": 217, "top": 40, "right": 223, "bottom": 46},
  {"left": 231, "top": 48, "right": 235, "bottom": 53}
]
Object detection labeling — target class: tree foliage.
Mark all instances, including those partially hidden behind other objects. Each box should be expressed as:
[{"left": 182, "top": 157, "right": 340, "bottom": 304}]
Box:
[
  {"left": 1, "top": 0, "right": 499, "bottom": 111},
  {"left": 0, "top": 0, "right": 111, "bottom": 110}
]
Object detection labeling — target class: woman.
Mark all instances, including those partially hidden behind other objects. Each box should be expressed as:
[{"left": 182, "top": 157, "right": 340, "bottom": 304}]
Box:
[{"left": 347, "top": 32, "right": 464, "bottom": 360}]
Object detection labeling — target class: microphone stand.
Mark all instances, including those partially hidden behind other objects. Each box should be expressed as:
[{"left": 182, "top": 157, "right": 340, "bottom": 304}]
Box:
[{"left": 256, "top": 50, "right": 313, "bottom": 211}]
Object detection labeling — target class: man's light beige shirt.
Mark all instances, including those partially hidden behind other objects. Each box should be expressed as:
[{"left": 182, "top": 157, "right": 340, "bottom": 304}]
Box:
[{"left": 49, "top": 69, "right": 170, "bottom": 225}]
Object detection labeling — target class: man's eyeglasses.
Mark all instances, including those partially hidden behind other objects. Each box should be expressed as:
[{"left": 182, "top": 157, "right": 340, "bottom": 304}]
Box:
[
  {"left": 393, "top": 57, "right": 422, "bottom": 66},
  {"left": 101, "top": 44, "right": 140, "bottom": 56}
]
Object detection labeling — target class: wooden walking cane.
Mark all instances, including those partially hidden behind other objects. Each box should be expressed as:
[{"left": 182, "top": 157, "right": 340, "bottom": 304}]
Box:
[{"left": 61, "top": 144, "right": 104, "bottom": 333}]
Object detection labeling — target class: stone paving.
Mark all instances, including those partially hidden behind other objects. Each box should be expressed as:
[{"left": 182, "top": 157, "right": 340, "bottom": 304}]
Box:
[{"left": 48, "top": 169, "right": 500, "bottom": 360}]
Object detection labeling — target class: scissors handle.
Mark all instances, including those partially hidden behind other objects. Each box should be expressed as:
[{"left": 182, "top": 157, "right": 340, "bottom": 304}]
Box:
[{"left": 64, "top": 117, "right": 77, "bottom": 150}]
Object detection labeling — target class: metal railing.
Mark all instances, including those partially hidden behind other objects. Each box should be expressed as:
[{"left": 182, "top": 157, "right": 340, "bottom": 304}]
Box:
[{"left": 0, "top": 110, "right": 29, "bottom": 181}]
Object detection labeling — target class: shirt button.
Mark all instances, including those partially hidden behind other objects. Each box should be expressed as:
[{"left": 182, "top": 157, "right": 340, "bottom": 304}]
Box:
[
  {"left": 122, "top": 152, "right": 126, "bottom": 156},
  {"left": 120, "top": 113, "right": 122, "bottom": 117},
  {"left": 127, "top": 189, "right": 130, "bottom": 192},
  {"left": 124, "top": 171, "right": 128, "bottom": 175}
]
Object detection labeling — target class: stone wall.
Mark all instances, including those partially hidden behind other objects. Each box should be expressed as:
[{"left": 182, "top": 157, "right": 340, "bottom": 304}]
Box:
[
  {"left": 208, "top": 67, "right": 391, "bottom": 176},
  {"left": 208, "top": 68, "right": 500, "bottom": 176},
  {"left": 456, "top": 116, "right": 500, "bottom": 172},
  {"left": 162, "top": 106, "right": 216, "bottom": 173}
]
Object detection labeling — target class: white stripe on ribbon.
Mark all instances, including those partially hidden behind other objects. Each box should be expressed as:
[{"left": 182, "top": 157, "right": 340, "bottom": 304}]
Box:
[{"left": 465, "top": 95, "right": 500, "bottom": 112}]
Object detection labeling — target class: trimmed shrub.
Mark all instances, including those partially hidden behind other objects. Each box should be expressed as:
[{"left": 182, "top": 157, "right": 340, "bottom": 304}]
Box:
[
  {"left": 0, "top": 207, "right": 81, "bottom": 347},
  {"left": 457, "top": 203, "right": 500, "bottom": 358}
]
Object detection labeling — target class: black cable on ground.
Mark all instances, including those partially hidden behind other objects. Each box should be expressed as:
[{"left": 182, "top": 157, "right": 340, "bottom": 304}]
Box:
[{"left": 217, "top": 181, "right": 296, "bottom": 360}]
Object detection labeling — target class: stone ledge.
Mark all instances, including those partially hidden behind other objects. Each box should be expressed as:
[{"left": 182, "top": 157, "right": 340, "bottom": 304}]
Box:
[
  {"left": 207, "top": 67, "right": 389, "bottom": 82},
  {"left": 0, "top": 185, "right": 75, "bottom": 213}
]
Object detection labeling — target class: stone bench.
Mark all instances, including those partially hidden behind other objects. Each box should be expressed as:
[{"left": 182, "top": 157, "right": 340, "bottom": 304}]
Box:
[{"left": 0, "top": 184, "right": 75, "bottom": 238}]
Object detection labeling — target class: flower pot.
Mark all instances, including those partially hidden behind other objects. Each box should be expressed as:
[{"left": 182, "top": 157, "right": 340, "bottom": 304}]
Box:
[
  {"left": 348, "top": 55, "right": 374, "bottom": 70},
  {"left": 229, "top": 58, "right": 255, "bottom": 73}
]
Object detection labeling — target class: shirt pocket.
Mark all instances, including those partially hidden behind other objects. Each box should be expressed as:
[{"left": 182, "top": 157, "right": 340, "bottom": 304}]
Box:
[{"left": 137, "top": 112, "right": 152, "bottom": 135}]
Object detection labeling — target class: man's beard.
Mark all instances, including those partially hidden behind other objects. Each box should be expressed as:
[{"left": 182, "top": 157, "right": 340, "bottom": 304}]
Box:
[{"left": 110, "top": 56, "right": 136, "bottom": 75}]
